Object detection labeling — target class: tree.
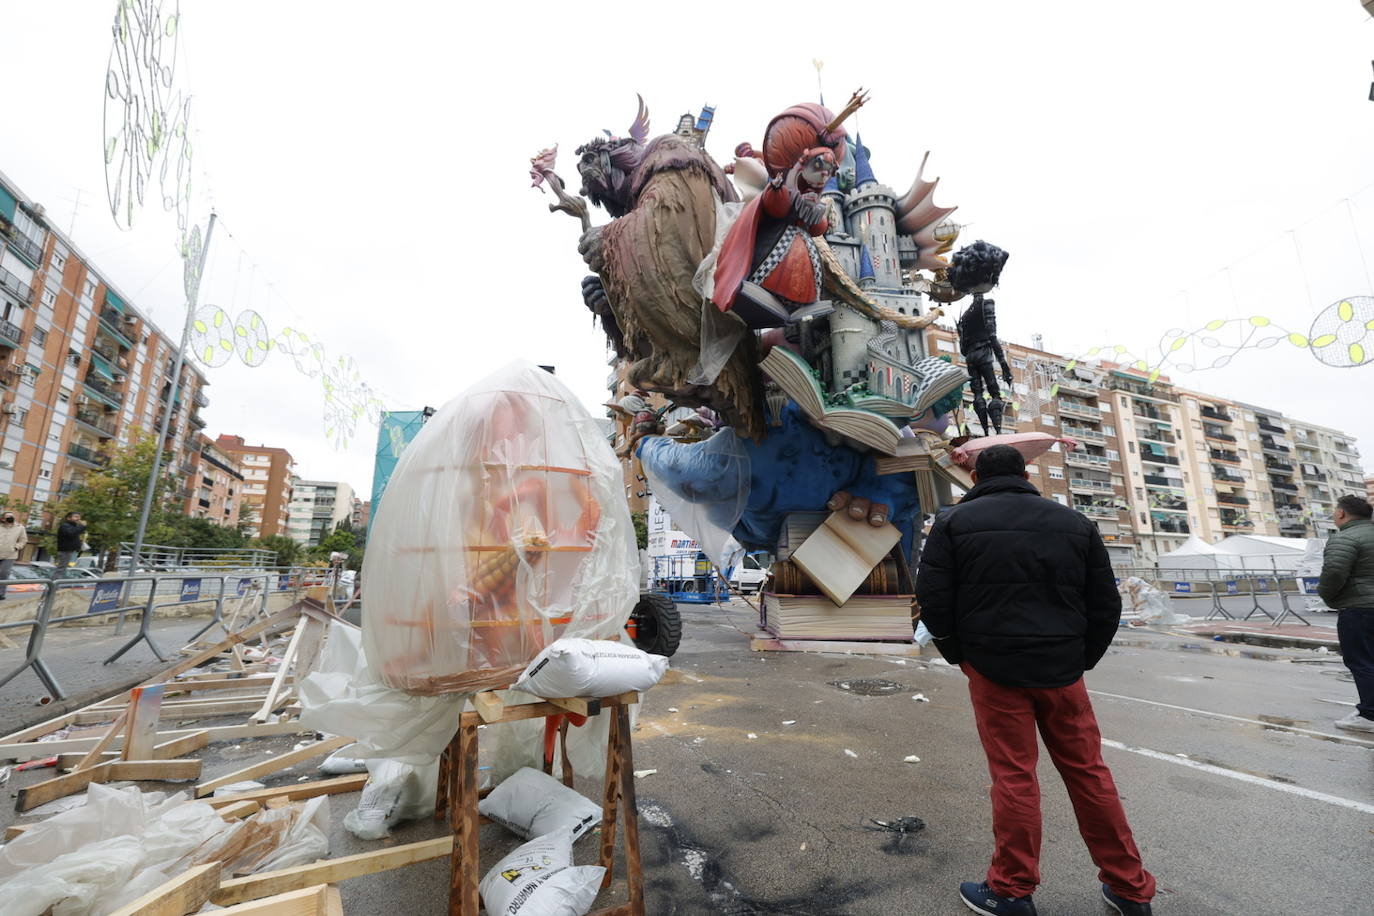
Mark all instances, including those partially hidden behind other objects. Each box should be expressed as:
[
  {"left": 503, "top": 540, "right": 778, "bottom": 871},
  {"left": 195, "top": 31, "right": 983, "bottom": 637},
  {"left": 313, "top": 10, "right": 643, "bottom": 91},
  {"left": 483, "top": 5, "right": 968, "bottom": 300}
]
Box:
[
  {"left": 148, "top": 514, "right": 250, "bottom": 550},
  {"left": 631, "top": 511, "right": 648, "bottom": 551},
  {"left": 309, "top": 528, "right": 363, "bottom": 570},
  {"left": 48, "top": 431, "right": 179, "bottom": 569},
  {"left": 251, "top": 534, "right": 303, "bottom": 568}
]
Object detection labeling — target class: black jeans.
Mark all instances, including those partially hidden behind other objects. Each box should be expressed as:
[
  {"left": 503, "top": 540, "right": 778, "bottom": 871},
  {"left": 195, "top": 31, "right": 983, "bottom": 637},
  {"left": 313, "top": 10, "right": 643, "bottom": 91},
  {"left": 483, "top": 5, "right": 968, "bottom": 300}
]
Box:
[{"left": 1337, "top": 608, "right": 1374, "bottom": 719}]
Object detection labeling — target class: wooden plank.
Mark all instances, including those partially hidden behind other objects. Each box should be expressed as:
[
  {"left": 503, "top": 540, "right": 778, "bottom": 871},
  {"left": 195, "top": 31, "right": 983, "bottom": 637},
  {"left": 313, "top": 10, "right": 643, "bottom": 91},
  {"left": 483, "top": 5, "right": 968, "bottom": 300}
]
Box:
[
  {"left": 139, "top": 606, "right": 301, "bottom": 689},
  {"left": 471, "top": 691, "right": 504, "bottom": 723},
  {"left": 598, "top": 705, "right": 622, "bottom": 889},
  {"left": 16, "top": 758, "right": 202, "bottom": 811},
  {"left": 212, "top": 836, "right": 453, "bottom": 906},
  {"left": 450, "top": 724, "right": 480, "bottom": 913},
  {"left": 546, "top": 696, "right": 601, "bottom": 717},
  {"left": 614, "top": 703, "right": 645, "bottom": 911},
  {"left": 324, "top": 886, "right": 343, "bottom": 916},
  {"left": 160, "top": 676, "right": 284, "bottom": 694},
  {"left": 123, "top": 684, "right": 166, "bottom": 760},
  {"left": 252, "top": 623, "right": 304, "bottom": 723},
  {"left": 459, "top": 691, "right": 638, "bottom": 728},
  {"left": 57, "top": 751, "right": 118, "bottom": 769},
  {"left": 72, "top": 708, "right": 129, "bottom": 771},
  {"left": 153, "top": 729, "right": 211, "bottom": 760},
  {"left": 73, "top": 699, "right": 267, "bottom": 725},
  {"left": 0, "top": 718, "right": 310, "bottom": 760},
  {"left": 195, "top": 735, "right": 353, "bottom": 798},
  {"left": 749, "top": 633, "right": 922, "bottom": 657},
  {"left": 216, "top": 799, "right": 262, "bottom": 820},
  {"left": 216, "top": 884, "right": 330, "bottom": 915},
  {"left": 107, "top": 862, "right": 221, "bottom": 916},
  {"left": 203, "top": 774, "right": 368, "bottom": 809}
]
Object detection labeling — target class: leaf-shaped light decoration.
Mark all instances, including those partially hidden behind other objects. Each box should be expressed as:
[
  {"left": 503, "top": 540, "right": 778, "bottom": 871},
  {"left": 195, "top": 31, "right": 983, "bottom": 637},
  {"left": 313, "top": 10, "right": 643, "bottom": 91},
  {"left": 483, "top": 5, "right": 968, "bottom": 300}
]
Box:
[{"left": 1249, "top": 316, "right": 1271, "bottom": 327}]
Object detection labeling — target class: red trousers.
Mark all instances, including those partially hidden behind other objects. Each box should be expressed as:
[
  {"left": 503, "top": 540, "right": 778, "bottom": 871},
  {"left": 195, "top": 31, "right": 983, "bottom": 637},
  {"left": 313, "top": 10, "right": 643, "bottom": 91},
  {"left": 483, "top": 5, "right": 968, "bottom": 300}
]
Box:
[{"left": 962, "top": 663, "right": 1156, "bottom": 903}]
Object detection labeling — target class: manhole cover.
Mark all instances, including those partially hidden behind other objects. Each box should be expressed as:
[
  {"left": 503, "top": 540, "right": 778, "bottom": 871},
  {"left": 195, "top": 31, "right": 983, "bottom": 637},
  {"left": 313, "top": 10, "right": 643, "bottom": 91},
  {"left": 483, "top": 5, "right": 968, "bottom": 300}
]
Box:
[{"left": 829, "top": 678, "right": 905, "bottom": 696}]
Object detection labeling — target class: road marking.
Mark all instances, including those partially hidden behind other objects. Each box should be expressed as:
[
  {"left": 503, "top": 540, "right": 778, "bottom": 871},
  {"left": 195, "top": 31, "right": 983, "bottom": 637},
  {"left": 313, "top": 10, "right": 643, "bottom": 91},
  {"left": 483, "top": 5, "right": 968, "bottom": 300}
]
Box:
[
  {"left": 1088, "top": 690, "right": 1374, "bottom": 748},
  {"left": 1101, "top": 739, "right": 1374, "bottom": 815}
]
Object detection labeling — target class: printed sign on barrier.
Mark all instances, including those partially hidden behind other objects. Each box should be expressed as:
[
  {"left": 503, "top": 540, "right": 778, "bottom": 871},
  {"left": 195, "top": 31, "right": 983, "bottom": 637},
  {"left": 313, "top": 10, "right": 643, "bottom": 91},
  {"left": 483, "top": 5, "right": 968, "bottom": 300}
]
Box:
[
  {"left": 278, "top": 573, "right": 291, "bottom": 591},
  {"left": 1299, "top": 576, "right": 1321, "bottom": 594},
  {"left": 179, "top": 578, "right": 201, "bottom": 602},
  {"left": 88, "top": 581, "right": 123, "bottom": 615},
  {"left": 236, "top": 578, "right": 250, "bottom": 596},
  {"left": 1173, "top": 582, "right": 1192, "bottom": 594},
  {"left": 1257, "top": 579, "right": 1270, "bottom": 593},
  {"left": 1226, "top": 581, "right": 1239, "bottom": 594}
]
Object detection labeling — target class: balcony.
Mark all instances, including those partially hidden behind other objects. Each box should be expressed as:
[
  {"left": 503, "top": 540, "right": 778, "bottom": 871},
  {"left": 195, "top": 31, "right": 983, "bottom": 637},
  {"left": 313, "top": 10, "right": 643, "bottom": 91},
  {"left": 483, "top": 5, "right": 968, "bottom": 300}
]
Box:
[
  {"left": 1077, "top": 504, "right": 1119, "bottom": 519},
  {"left": 1138, "top": 449, "right": 1180, "bottom": 466},
  {"left": 1271, "top": 479, "right": 1299, "bottom": 492},
  {"left": 1143, "top": 474, "right": 1184, "bottom": 489},
  {"left": 1200, "top": 406, "right": 1233, "bottom": 422},
  {"left": 1132, "top": 404, "right": 1164, "bottom": 421},
  {"left": 83, "top": 374, "right": 123, "bottom": 408},
  {"left": 1204, "top": 428, "right": 1238, "bottom": 443},
  {"left": 96, "top": 309, "right": 136, "bottom": 349},
  {"left": 1067, "top": 478, "right": 1114, "bottom": 494},
  {"left": 1302, "top": 468, "right": 1328, "bottom": 482},
  {"left": 66, "top": 442, "right": 108, "bottom": 468},
  {"left": 1260, "top": 438, "right": 1291, "bottom": 455},
  {"left": 1264, "top": 458, "right": 1294, "bottom": 472},
  {"left": 189, "top": 412, "right": 207, "bottom": 429},
  {"left": 1258, "top": 420, "right": 1285, "bottom": 434},
  {"left": 0, "top": 315, "right": 22, "bottom": 351},
  {"left": 73, "top": 407, "right": 116, "bottom": 439},
  {"left": 1062, "top": 424, "right": 1105, "bottom": 443},
  {"left": 1057, "top": 375, "right": 1098, "bottom": 396},
  {"left": 1152, "top": 519, "right": 1191, "bottom": 535},
  {"left": 1212, "top": 466, "right": 1244, "bottom": 483},
  {"left": 1217, "top": 493, "right": 1250, "bottom": 506},
  {"left": 1209, "top": 449, "right": 1241, "bottom": 464},
  {"left": 1110, "top": 377, "right": 1179, "bottom": 402},
  {"left": 0, "top": 264, "right": 33, "bottom": 305},
  {"left": 1138, "top": 427, "right": 1176, "bottom": 444},
  {"left": 1065, "top": 451, "right": 1111, "bottom": 469},
  {"left": 1058, "top": 400, "right": 1101, "bottom": 420},
  {"left": 193, "top": 388, "right": 209, "bottom": 408}
]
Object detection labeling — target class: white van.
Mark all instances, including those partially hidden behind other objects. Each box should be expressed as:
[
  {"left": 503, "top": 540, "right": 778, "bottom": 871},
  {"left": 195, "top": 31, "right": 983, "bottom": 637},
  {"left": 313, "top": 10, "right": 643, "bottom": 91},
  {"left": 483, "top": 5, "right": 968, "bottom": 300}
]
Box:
[{"left": 729, "top": 553, "right": 768, "bottom": 593}]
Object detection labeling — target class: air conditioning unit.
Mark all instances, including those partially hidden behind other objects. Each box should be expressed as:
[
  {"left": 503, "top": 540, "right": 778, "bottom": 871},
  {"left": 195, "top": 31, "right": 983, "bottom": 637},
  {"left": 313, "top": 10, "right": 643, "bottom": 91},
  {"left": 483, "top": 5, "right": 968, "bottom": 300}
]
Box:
[
  {"left": 0, "top": 404, "right": 13, "bottom": 415},
  {"left": 0, "top": 461, "right": 11, "bottom": 470}
]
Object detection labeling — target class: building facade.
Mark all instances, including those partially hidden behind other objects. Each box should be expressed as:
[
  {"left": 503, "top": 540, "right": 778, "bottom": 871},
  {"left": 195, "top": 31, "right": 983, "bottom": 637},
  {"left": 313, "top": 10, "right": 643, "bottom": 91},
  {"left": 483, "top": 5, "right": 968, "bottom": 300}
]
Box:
[
  {"left": 184, "top": 433, "right": 243, "bottom": 527},
  {"left": 214, "top": 435, "right": 294, "bottom": 538},
  {"left": 286, "top": 479, "right": 355, "bottom": 546},
  {"left": 1, "top": 168, "right": 211, "bottom": 535}
]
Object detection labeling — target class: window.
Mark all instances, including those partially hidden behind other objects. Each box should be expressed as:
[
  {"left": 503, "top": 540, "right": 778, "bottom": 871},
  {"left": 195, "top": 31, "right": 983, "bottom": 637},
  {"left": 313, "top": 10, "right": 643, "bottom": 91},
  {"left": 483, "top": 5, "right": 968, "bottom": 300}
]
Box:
[
  {"left": 1135, "top": 488, "right": 1144, "bottom": 499},
  {"left": 1127, "top": 442, "right": 1135, "bottom": 453},
  {"left": 1012, "top": 358, "right": 1027, "bottom": 369},
  {"left": 9, "top": 407, "right": 26, "bottom": 428},
  {"left": 1107, "top": 449, "right": 1120, "bottom": 461},
  {"left": 1053, "top": 494, "right": 1068, "bottom": 506},
  {"left": 1103, "top": 425, "right": 1115, "bottom": 437},
  {"left": 1026, "top": 465, "right": 1039, "bottom": 476},
  {"left": 38, "top": 465, "right": 51, "bottom": 480},
  {"left": 31, "top": 327, "right": 46, "bottom": 348},
  {"left": 41, "top": 288, "right": 57, "bottom": 308},
  {"left": 1112, "top": 476, "right": 1125, "bottom": 486},
  {"left": 83, "top": 278, "right": 97, "bottom": 300},
  {"left": 50, "top": 251, "right": 66, "bottom": 272},
  {"left": 1120, "top": 397, "right": 1128, "bottom": 407},
  {"left": 1048, "top": 467, "right": 1065, "bottom": 479},
  {"left": 936, "top": 339, "right": 954, "bottom": 353},
  {"left": 1041, "top": 414, "right": 1056, "bottom": 427},
  {"left": 1204, "top": 487, "right": 1213, "bottom": 495},
  {"left": 1139, "top": 513, "right": 1148, "bottom": 525}
]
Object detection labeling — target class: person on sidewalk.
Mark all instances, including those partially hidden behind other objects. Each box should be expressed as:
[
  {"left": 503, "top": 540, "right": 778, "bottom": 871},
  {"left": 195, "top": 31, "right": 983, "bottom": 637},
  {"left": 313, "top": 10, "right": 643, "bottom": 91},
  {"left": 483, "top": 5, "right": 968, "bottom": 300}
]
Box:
[
  {"left": 916, "top": 444, "right": 1156, "bottom": 916},
  {"left": 55, "top": 511, "right": 86, "bottom": 571},
  {"left": 1317, "top": 494, "right": 1374, "bottom": 734},
  {"left": 0, "top": 512, "right": 27, "bottom": 600}
]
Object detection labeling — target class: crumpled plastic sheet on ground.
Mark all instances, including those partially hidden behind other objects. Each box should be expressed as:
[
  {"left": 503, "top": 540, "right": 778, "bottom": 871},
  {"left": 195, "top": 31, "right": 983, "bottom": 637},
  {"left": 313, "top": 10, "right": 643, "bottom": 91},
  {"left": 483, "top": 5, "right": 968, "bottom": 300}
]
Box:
[
  {"left": 1119, "top": 576, "right": 1191, "bottom": 625},
  {"left": 360, "top": 361, "right": 639, "bottom": 697},
  {"left": 0, "top": 783, "right": 330, "bottom": 916},
  {"left": 343, "top": 758, "right": 440, "bottom": 840}
]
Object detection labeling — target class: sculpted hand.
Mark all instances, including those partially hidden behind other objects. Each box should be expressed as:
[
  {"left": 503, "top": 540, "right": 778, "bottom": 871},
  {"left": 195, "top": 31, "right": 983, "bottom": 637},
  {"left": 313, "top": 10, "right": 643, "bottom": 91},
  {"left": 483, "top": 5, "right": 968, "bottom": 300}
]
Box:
[{"left": 578, "top": 225, "right": 605, "bottom": 273}]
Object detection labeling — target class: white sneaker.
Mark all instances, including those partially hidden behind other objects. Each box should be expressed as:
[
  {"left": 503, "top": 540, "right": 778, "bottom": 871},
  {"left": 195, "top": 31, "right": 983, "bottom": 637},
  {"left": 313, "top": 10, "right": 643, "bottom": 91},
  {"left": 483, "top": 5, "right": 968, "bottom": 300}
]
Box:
[{"left": 1333, "top": 710, "right": 1374, "bottom": 733}]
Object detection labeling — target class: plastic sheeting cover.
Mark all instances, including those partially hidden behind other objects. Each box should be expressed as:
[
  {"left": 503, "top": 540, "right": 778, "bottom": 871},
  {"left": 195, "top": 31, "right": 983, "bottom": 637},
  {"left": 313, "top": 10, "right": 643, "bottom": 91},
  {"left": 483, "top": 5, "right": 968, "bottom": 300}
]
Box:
[{"left": 362, "top": 361, "right": 639, "bottom": 695}]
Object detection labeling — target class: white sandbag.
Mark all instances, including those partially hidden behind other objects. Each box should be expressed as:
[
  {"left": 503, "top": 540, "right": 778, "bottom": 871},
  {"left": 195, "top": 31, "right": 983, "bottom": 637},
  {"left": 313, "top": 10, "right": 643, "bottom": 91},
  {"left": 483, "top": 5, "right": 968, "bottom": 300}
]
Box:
[
  {"left": 343, "top": 758, "right": 439, "bottom": 840},
  {"left": 513, "top": 639, "right": 667, "bottom": 699},
  {"left": 478, "top": 768, "right": 601, "bottom": 842},
  {"left": 319, "top": 747, "right": 370, "bottom": 775},
  {"left": 479, "top": 829, "right": 604, "bottom": 916}
]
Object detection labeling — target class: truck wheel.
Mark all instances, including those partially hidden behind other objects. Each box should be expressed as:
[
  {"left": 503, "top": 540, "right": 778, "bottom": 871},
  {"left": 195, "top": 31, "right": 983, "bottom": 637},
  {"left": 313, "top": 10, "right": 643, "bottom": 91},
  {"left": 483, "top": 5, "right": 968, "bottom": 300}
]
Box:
[{"left": 630, "top": 593, "right": 682, "bottom": 657}]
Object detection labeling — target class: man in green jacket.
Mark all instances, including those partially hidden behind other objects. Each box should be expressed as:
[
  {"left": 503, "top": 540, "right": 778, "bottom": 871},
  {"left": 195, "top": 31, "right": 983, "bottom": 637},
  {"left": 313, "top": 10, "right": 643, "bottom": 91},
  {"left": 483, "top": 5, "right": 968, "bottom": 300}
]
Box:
[{"left": 1318, "top": 494, "right": 1374, "bottom": 733}]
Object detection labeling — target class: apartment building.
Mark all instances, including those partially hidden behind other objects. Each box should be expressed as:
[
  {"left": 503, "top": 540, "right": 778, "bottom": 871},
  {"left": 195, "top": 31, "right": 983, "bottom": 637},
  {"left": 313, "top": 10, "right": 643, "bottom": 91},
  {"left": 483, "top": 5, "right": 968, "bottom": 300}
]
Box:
[
  {"left": 215, "top": 435, "right": 294, "bottom": 538},
  {"left": 184, "top": 433, "right": 243, "bottom": 527},
  {"left": 1, "top": 168, "right": 210, "bottom": 525},
  {"left": 1170, "top": 391, "right": 1279, "bottom": 541},
  {"left": 1287, "top": 419, "right": 1366, "bottom": 537},
  {"left": 286, "top": 479, "right": 355, "bottom": 546}
]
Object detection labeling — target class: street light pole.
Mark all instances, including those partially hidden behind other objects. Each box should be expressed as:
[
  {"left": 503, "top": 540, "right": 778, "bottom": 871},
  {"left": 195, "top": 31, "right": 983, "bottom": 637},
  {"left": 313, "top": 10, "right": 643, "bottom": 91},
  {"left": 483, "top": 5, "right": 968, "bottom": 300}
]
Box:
[{"left": 128, "top": 212, "right": 217, "bottom": 571}]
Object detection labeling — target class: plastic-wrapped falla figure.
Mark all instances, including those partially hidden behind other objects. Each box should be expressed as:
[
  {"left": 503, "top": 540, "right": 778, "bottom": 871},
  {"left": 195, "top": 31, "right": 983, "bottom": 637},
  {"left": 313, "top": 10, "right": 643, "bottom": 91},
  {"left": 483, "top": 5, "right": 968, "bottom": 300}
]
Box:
[{"left": 948, "top": 240, "right": 1012, "bottom": 436}]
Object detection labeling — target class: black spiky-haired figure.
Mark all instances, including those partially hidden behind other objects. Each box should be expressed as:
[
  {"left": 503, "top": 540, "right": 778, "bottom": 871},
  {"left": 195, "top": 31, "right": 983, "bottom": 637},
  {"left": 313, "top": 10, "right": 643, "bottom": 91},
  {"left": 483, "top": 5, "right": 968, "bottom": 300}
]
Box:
[{"left": 951, "top": 241, "right": 1012, "bottom": 436}]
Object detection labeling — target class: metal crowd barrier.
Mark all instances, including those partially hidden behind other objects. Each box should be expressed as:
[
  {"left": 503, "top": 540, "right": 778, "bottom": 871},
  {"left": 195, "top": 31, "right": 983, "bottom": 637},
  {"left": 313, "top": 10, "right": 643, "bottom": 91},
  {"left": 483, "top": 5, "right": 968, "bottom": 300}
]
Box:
[
  {"left": 1116, "top": 568, "right": 1324, "bottom": 629},
  {"left": 0, "top": 567, "right": 325, "bottom": 701}
]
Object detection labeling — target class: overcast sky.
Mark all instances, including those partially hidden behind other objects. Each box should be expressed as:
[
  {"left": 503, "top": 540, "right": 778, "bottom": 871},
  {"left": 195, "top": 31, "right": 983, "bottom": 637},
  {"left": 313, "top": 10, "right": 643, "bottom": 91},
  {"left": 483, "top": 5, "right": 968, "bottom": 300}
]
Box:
[{"left": 2, "top": 0, "right": 1372, "bottom": 496}]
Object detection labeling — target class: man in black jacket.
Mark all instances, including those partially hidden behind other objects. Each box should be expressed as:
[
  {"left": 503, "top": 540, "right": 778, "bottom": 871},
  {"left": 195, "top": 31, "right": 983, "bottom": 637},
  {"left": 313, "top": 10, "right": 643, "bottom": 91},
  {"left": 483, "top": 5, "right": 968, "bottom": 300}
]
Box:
[
  {"left": 56, "top": 512, "right": 86, "bottom": 570},
  {"left": 916, "top": 445, "right": 1155, "bottom": 916}
]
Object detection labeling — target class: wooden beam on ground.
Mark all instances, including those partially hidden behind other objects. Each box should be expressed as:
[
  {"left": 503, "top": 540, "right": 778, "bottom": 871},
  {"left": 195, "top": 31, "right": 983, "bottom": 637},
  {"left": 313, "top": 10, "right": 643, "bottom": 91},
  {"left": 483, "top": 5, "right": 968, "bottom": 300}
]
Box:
[
  {"left": 122, "top": 685, "right": 165, "bottom": 760},
  {"left": 212, "top": 836, "right": 452, "bottom": 906},
  {"left": 203, "top": 774, "right": 367, "bottom": 810},
  {"left": 0, "top": 718, "right": 310, "bottom": 760},
  {"left": 153, "top": 729, "right": 210, "bottom": 760},
  {"left": 216, "top": 799, "right": 262, "bottom": 820},
  {"left": 195, "top": 735, "right": 353, "bottom": 798},
  {"left": 107, "top": 862, "right": 221, "bottom": 916},
  {"left": 17, "top": 758, "right": 203, "bottom": 812},
  {"left": 215, "top": 883, "right": 337, "bottom": 915},
  {"left": 72, "top": 708, "right": 129, "bottom": 771},
  {"left": 471, "top": 691, "right": 504, "bottom": 723},
  {"left": 72, "top": 699, "right": 268, "bottom": 725}
]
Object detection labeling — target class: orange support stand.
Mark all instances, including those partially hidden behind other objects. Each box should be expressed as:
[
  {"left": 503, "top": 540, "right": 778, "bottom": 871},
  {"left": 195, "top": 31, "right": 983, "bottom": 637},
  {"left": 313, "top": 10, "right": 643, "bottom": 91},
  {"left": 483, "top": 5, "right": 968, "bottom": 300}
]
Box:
[{"left": 435, "top": 692, "right": 645, "bottom": 916}]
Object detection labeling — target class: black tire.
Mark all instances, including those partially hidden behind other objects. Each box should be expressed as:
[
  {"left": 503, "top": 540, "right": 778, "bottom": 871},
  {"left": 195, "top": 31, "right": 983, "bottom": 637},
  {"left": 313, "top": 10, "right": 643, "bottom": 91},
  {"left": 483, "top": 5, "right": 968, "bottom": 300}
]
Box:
[{"left": 630, "top": 592, "right": 682, "bottom": 657}]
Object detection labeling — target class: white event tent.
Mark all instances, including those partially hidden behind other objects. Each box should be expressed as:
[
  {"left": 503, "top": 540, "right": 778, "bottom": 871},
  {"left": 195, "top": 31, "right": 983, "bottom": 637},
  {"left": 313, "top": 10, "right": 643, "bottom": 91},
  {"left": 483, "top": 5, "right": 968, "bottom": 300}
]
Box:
[{"left": 1156, "top": 534, "right": 1314, "bottom": 573}]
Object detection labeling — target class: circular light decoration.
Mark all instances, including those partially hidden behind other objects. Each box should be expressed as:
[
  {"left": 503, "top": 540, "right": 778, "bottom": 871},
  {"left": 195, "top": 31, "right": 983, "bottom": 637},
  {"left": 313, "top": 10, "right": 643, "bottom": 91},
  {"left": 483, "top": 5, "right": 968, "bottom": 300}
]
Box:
[
  {"left": 1306, "top": 296, "right": 1374, "bottom": 368},
  {"left": 190, "top": 306, "right": 235, "bottom": 367},
  {"left": 233, "top": 309, "right": 271, "bottom": 367}
]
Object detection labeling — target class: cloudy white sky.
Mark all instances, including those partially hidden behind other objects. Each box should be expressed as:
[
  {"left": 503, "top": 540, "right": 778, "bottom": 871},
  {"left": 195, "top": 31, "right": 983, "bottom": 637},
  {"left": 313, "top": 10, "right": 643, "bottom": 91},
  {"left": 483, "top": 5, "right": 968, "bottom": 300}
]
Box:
[{"left": 2, "top": 0, "right": 1372, "bottom": 496}]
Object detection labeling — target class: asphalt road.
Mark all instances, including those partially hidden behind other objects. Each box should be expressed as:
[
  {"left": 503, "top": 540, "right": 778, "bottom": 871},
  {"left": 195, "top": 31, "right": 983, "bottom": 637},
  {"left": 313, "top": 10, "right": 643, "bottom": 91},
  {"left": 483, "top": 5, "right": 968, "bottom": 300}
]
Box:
[{"left": 2, "top": 602, "right": 1370, "bottom": 915}]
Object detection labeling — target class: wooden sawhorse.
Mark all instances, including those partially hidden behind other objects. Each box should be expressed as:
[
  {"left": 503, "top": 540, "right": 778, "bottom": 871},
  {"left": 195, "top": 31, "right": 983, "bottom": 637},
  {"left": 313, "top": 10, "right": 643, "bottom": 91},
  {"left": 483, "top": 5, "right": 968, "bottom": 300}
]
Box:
[{"left": 436, "top": 690, "right": 645, "bottom": 915}]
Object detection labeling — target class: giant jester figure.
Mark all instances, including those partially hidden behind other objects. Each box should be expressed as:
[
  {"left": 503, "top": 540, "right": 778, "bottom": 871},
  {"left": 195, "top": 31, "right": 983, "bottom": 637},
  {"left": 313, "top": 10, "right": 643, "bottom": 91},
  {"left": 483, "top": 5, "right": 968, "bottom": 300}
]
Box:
[{"left": 532, "top": 93, "right": 970, "bottom": 572}]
